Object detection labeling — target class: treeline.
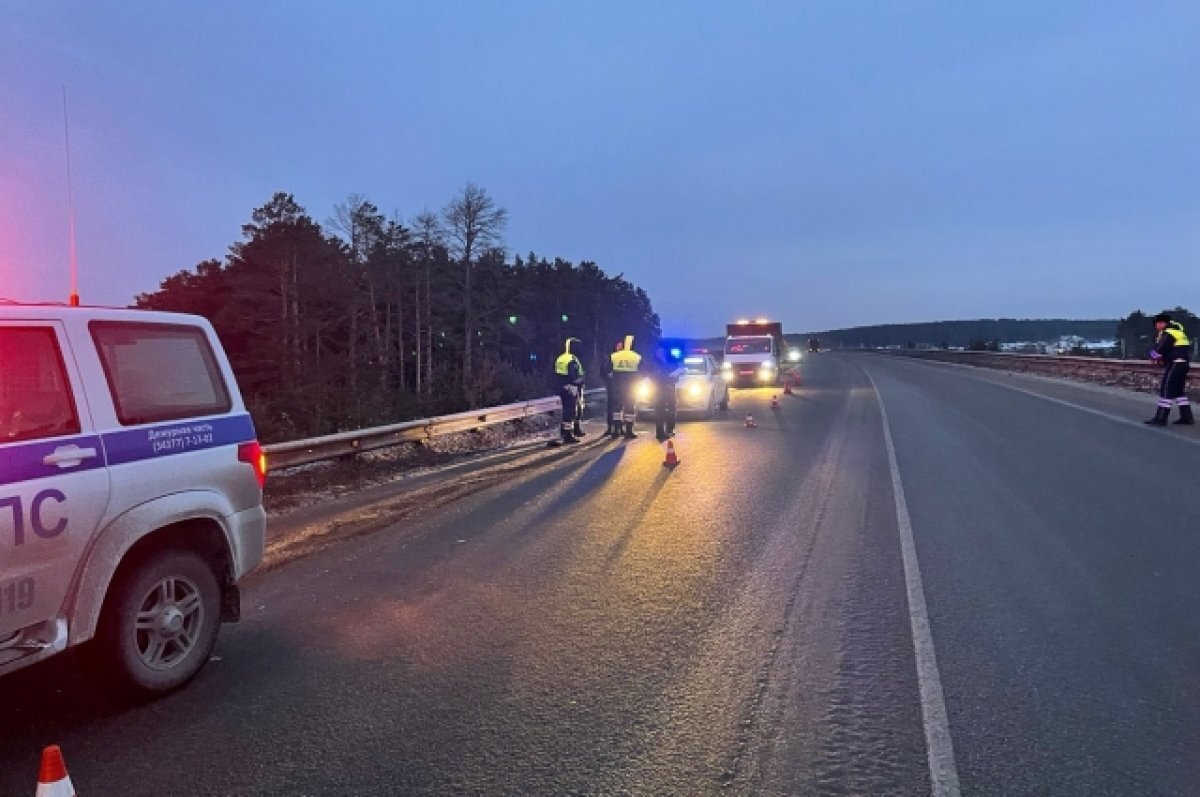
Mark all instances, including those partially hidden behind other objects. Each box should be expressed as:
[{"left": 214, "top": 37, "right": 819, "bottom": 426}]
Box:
[
  {"left": 803, "top": 318, "right": 1117, "bottom": 349},
  {"left": 135, "top": 187, "right": 659, "bottom": 442},
  {"left": 1116, "top": 308, "right": 1199, "bottom": 359}
]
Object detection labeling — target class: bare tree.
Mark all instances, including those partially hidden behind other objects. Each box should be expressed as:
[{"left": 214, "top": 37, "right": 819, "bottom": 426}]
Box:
[
  {"left": 413, "top": 210, "right": 442, "bottom": 395},
  {"left": 441, "top": 183, "right": 507, "bottom": 401}
]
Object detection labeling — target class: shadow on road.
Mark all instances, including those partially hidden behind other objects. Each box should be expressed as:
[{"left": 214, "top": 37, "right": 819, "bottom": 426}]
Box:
[
  {"left": 605, "top": 468, "right": 672, "bottom": 568},
  {"left": 522, "top": 444, "right": 628, "bottom": 530}
]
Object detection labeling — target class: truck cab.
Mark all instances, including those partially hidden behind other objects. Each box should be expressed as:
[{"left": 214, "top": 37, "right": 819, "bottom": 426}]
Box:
[{"left": 721, "top": 320, "right": 785, "bottom": 387}]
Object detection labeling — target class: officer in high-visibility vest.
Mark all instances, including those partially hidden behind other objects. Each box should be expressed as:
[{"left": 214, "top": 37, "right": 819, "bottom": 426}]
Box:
[
  {"left": 602, "top": 338, "right": 625, "bottom": 437},
  {"left": 1146, "top": 313, "right": 1193, "bottom": 426},
  {"left": 554, "top": 337, "right": 586, "bottom": 445},
  {"left": 610, "top": 335, "right": 642, "bottom": 439}
]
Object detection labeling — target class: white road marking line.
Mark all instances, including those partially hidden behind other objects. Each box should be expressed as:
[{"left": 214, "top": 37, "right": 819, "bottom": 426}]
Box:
[
  {"left": 880, "top": 355, "right": 1200, "bottom": 447},
  {"left": 866, "top": 370, "right": 962, "bottom": 797}
]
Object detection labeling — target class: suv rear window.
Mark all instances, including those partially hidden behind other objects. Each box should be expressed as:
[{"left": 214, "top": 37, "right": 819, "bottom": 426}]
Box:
[
  {"left": 91, "top": 321, "right": 232, "bottom": 425},
  {"left": 0, "top": 327, "right": 81, "bottom": 443}
]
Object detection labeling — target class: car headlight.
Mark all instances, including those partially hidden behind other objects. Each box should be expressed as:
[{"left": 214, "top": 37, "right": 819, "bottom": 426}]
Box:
[
  {"left": 687, "top": 383, "right": 703, "bottom": 398},
  {"left": 787, "top": 350, "right": 802, "bottom": 362},
  {"left": 762, "top": 360, "right": 776, "bottom": 370},
  {"left": 720, "top": 361, "right": 731, "bottom": 370},
  {"left": 635, "top": 379, "right": 653, "bottom": 400}
]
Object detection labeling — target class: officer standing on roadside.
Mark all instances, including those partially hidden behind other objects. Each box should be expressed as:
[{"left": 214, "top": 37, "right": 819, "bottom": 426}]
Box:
[
  {"left": 652, "top": 343, "right": 683, "bottom": 441},
  {"left": 1145, "top": 312, "right": 1193, "bottom": 426},
  {"left": 610, "top": 335, "right": 642, "bottom": 439},
  {"left": 553, "top": 337, "right": 586, "bottom": 445},
  {"left": 602, "top": 338, "right": 625, "bottom": 437}
]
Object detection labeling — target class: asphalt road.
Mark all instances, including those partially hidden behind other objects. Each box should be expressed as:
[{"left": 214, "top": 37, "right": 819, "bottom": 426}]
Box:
[{"left": 4, "top": 353, "right": 1200, "bottom": 795}]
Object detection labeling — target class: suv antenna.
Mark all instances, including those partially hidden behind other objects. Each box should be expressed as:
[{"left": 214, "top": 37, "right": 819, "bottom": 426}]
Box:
[{"left": 63, "top": 86, "right": 79, "bottom": 307}]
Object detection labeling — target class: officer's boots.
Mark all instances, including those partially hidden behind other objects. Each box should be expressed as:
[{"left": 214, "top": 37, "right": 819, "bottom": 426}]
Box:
[
  {"left": 623, "top": 422, "right": 639, "bottom": 440},
  {"left": 573, "top": 421, "right": 586, "bottom": 437},
  {"left": 562, "top": 426, "right": 581, "bottom": 444},
  {"left": 1175, "top": 403, "right": 1195, "bottom": 425},
  {"left": 1145, "top": 407, "right": 1170, "bottom": 426},
  {"left": 601, "top": 421, "right": 614, "bottom": 438}
]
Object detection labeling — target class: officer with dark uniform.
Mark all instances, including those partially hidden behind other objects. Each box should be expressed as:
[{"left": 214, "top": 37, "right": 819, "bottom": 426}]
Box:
[
  {"left": 554, "top": 337, "right": 585, "bottom": 445},
  {"left": 1146, "top": 312, "right": 1193, "bottom": 426},
  {"left": 602, "top": 338, "right": 625, "bottom": 437},
  {"left": 651, "top": 343, "right": 684, "bottom": 441},
  {"left": 610, "top": 335, "right": 642, "bottom": 439}
]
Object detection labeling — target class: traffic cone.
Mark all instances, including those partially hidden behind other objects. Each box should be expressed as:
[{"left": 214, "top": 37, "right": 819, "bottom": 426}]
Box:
[
  {"left": 36, "top": 745, "right": 75, "bottom": 797},
  {"left": 662, "top": 439, "right": 679, "bottom": 468},
  {"left": 771, "top": 395, "right": 780, "bottom": 409},
  {"left": 745, "top": 413, "right": 756, "bottom": 428}
]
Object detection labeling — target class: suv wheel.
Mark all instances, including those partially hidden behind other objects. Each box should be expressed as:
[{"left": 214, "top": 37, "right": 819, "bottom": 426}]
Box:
[{"left": 97, "top": 548, "right": 222, "bottom": 696}]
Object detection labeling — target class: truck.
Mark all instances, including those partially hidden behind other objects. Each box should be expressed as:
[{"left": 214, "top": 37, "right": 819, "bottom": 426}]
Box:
[{"left": 721, "top": 319, "right": 786, "bottom": 387}]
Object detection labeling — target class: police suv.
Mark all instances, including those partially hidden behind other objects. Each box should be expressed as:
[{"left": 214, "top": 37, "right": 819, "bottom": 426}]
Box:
[{"left": 0, "top": 303, "right": 266, "bottom": 695}]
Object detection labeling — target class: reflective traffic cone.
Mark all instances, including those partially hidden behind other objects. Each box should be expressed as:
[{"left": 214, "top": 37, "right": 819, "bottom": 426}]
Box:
[
  {"left": 662, "top": 439, "right": 680, "bottom": 468},
  {"left": 36, "top": 745, "right": 75, "bottom": 797},
  {"left": 745, "top": 413, "right": 756, "bottom": 428},
  {"left": 770, "top": 395, "right": 780, "bottom": 409}
]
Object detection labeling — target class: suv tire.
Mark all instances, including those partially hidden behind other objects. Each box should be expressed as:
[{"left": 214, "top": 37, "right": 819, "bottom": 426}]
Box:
[{"left": 97, "top": 548, "right": 222, "bottom": 696}]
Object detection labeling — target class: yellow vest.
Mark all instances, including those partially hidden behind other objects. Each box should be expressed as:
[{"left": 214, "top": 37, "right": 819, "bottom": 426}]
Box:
[
  {"left": 1167, "top": 322, "right": 1190, "bottom": 348},
  {"left": 556, "top": 353, "right": 582, "bottom": 376}
]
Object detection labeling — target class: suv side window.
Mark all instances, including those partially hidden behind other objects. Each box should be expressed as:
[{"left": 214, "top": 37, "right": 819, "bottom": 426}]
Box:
[
  {"left": 0, "top": 327, "right": 82, "bottom": 443},
  {"left": 90, "top": 321, "right": 232, "bottom": 425}
]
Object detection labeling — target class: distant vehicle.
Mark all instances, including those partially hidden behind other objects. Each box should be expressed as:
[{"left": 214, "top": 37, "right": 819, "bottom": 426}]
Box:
[
  {"left": 808, "top": 337, "right": 821, "bottom": 353},
  {"left": 635, "top": 353, "right": 729, "bottom": 418},
  {"left": 0, "top": 304, "right": 266, "bottom": 696},
  {"left": 722, "top": 319, "right": 785, "bottom": 386}
]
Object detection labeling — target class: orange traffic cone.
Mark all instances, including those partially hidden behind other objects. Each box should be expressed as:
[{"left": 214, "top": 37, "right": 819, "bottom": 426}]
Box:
[
  {"left": 36, "top": 746, "right": 75, "bottom": 797},
  {"left": 662, "top": 439, "right": 680, "bottom": 468},
  {"left": 745, "top": 413, "right": 756, "bottom": 428},
  {"left": 770, "top": 395, "right": 780, "bottom": 409}
]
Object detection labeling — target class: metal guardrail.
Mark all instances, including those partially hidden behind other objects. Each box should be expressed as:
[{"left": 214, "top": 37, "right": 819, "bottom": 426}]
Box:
[{"left": 264, "top": 388, "right": 605, "bottom": 471}]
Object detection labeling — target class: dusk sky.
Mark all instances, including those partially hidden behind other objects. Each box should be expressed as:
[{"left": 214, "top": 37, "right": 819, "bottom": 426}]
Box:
[{"left": 3, "top": 1, "right": 1198, "bottom": 335}]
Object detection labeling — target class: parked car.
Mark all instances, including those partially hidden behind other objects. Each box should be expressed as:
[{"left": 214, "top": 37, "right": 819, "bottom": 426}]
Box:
[
  {"left": 0, "top": 303, "right": 266, "bottom": 696},
  {"left": 635, "top": 353, "right": 729, "bottom": 419}
]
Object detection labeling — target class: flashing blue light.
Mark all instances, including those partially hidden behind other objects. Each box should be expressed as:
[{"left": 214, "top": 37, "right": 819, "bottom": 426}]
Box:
[
  {"left": 529, "top": 353, "right": 538, "bottom": 361},
  {"left": 670, "top": 347, "right": 683, "bottom": 359}
]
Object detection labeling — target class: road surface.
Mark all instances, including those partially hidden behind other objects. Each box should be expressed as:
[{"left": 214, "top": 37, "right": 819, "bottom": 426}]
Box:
[{"left": 4, "top": 353, "right": 1200, "bottom": 795}]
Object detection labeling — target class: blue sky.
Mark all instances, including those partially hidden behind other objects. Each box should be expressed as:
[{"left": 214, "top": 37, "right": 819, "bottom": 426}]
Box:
[{"left": 3, "top": 1, "right": 1198, "bottom": 334}]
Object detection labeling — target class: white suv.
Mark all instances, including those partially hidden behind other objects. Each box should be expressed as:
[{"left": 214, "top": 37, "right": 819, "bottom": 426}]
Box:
[{"left": 0, "top": 303, "right": 266, "bottom": 695}]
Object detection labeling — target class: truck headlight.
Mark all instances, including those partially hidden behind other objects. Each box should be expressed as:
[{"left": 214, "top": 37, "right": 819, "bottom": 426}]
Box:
[{"left": 787, "top": 350, "right": 802, "bottom": 362}]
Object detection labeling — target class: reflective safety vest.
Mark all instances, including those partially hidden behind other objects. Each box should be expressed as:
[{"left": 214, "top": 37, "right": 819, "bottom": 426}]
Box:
[
  {"left": 611, "top": 349, "right": 641, "bottom": 373},
  {"left": 556, "top": 352, "right": 582, "bottom": 376},
  {"left": 1167, "top": 322, "right": 1190, "bottom": 348}
]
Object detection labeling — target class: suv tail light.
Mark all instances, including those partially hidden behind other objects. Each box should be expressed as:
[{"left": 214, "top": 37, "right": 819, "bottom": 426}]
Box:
[{"left": 238, "top": 441, "right": 268, "bottom": 488}]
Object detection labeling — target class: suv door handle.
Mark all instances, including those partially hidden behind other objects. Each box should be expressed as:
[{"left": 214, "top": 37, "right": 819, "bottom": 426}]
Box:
[{"left": 44, "top": 445, "right": 99, "bottom": 467}]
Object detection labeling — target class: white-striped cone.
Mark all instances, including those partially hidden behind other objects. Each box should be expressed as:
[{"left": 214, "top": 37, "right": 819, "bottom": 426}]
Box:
[{"left": 36, "top": 746, "right": 76, "bottom": 797}]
